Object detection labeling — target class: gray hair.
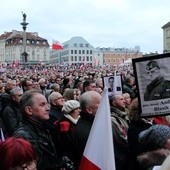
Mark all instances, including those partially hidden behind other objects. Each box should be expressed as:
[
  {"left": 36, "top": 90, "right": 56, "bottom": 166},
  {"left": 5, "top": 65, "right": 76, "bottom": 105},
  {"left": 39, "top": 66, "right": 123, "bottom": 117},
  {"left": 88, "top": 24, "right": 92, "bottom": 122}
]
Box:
[
  {"left": 48, "top": 92, "right": 62, "bottom": 104},
  {"left": 19, "top": 90, "right": 42, "bottom": 115},
  {"left": 38, "top": 78, "right": 46, "bottom": 84},
  {"left": 10, "top": 86, "right": 23, "bottom": 96},
  {"left": 6, "top": 80, "right": 16, "bottom": 88},
  {"left": 80, "top": 91, "right": 99, "bottom": 110},
  {"left": 109, "top": 94, "right": 123, "bottom": 106}
]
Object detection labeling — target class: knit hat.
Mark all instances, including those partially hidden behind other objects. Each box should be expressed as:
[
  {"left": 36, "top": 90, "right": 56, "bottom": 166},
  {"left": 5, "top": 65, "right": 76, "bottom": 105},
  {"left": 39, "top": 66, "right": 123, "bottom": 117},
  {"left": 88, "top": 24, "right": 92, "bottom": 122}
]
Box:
[
  {"left": 62, "top": 100, "right": 80, "bottom": 114},
  {"left": 139, "top": 125, "right": 170, "bottom": 150}
]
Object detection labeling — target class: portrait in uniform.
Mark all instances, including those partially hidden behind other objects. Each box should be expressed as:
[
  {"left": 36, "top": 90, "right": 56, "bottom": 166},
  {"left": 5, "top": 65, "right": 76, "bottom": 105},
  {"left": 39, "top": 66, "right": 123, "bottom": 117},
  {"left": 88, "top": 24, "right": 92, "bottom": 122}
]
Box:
[{"left": 144, "top": 60, "right": 170, "bottom": 101}]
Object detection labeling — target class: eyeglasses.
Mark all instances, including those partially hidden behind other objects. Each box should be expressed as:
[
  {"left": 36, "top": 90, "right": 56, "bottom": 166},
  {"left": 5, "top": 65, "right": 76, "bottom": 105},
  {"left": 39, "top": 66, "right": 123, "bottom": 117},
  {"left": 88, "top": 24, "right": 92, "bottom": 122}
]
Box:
[
  {"left": 11, "top": 160, "right": 37, "bottom": 170},
  {"left": 54, "top": 97, "right": 64, "bottom": 101}
]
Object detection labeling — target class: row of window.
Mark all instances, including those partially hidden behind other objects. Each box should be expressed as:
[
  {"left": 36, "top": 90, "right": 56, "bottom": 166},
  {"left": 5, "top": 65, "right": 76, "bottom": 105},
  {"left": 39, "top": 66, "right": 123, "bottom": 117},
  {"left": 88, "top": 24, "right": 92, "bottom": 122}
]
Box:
[
  {"left": 71, "top": 49, "right": 93, "bottom": 55},
  {"left": 71, "top": 56, "right": 93, "bottom": 62},
  {"left": 73, "top": 43, "right": 89, "bottom": 48},
  {"left": 104, "top": 53, "right": 136, "bottom": 57},
  {"left": 6, "top": 39, "right": 47, "bottom": 45},
  {"left": 105, "top": 58, "right": 125, "bottom": 63}
]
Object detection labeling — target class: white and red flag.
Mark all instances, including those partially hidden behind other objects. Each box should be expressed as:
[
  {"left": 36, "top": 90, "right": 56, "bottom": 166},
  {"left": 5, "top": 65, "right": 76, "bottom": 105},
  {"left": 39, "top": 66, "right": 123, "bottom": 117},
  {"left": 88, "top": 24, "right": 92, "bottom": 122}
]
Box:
[
  {"left": 52, "top": 40, "right": 63, "bottom": 50},
  {"left": 79, "top": 88, "right": 116, "bottom": 170}
]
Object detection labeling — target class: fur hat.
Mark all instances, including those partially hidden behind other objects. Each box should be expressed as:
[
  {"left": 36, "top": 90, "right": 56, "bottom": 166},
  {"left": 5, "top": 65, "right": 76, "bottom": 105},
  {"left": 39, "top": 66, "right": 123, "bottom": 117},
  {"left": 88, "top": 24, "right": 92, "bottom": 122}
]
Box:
[
  {"left": 139, "top": 125, "right": 170, "bottom": 150},
  {"left": 62, "top": 100, "right": 80, "bottom": 114}
]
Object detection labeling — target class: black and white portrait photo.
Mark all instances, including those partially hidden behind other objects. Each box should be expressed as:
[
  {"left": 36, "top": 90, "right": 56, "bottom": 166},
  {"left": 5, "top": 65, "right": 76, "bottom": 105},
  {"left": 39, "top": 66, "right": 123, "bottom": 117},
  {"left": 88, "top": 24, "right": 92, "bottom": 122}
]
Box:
[
  {"left": 144, "top": 60, "right": 170, "bottom": 101},
  {"left": 132, "top": 53, "right": 170, "bottom": 117},
  {"left": 103, "top": 75, "right": 122, "bottom": 96},
  {"left": 108, "top": 77, "right": 114, "bottom": 92}
]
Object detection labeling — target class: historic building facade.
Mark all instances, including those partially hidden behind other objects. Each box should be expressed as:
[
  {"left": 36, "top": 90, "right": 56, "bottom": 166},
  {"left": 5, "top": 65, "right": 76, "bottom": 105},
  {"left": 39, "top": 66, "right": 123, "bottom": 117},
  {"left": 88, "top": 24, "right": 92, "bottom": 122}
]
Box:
[
  {"left": 102, "top": 46, "right": 142, "bottom": 66},
  {"left": 0, "top": 30, "right": 49, "bottom": 64},
  {"left": 50, "top": 36, "right": 95, "bottom": 66},
  {"left": 50, "top": 37, "right": 142, "bottom": 67}
]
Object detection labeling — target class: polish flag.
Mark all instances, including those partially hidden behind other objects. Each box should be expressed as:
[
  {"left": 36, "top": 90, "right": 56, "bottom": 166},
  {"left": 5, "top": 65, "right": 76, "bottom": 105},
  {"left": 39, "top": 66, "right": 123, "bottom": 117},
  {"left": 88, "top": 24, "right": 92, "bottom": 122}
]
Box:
[
  {"left": 52, "top": 40, "right": 63, "bottom": 50},
  {"left": 79, "top": 88, "right": 116, "bottom": 170}
]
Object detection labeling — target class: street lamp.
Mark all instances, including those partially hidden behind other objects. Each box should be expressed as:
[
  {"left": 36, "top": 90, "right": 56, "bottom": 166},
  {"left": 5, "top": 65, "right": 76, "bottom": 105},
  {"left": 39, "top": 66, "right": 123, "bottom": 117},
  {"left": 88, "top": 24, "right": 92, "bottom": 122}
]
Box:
[{"left": 20, "top": 12, "right": 29, "bottom": 65}]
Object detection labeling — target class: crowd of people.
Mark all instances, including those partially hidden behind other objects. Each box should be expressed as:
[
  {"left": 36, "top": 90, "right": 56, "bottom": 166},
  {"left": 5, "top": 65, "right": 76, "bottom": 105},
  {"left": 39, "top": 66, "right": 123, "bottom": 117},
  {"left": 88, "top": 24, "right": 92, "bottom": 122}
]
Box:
[{"left": 0, "top": 63, "right": 170, "bottom": 170}]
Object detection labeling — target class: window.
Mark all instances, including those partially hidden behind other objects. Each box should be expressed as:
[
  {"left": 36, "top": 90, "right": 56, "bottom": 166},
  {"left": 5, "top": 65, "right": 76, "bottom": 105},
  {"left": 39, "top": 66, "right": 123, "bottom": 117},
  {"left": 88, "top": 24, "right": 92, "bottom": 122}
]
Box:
[
  {"left": 79, "top": 50, "right": 81, "bottom": 54},
  {"left": 32, "top": 50, "right": 35, "bottom": 56},
  {"left": 71, "top": 50, "right": 73, "bottom": 54},
  {"left": 167, "top": 30, "right": 170, "bottom": 38},
  {"left": 80, "top": 43, "right": 83, "bottom": 47},
  {"left": 79, "top": 56, "right": 81, "bottom": 61},
  {"left": 75, "top": 56, "right": 77, "bottom": 61},
  {"left": 86, "top": 44, "right": 89, "bottom": 47},
  {"left": 90, "top": 50, "right": 92, "bottom": 54},
  {"left": 82, "top": 50, "right": 85, "bottom": 54},
  {"left": 26, "top": 40, "right": 30, "bottom": 44},
  {"left": 86, "top": 50, "right": 89, "bottom": 54},
  {"left": 71, "top": 56, "right": 73, "bottom": 61},
  {"left": 74, "top": 50, "right": 77, "bottom": 54},
  {"left": 86, "top": 56, "right": 89, "bottom": 61},
  {"left": 74, "top": 43, "right": 77, "bottom": 47}
]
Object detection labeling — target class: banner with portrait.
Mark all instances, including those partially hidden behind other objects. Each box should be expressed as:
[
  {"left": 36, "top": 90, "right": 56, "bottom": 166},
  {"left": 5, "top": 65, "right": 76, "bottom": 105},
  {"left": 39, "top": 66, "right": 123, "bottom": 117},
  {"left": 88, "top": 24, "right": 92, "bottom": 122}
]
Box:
[
  {"left": 132, "top": 53, "right": 170, "bottom": 117},
  {"left": 102, "top": 75, "right": 122, "bottom": 96}
]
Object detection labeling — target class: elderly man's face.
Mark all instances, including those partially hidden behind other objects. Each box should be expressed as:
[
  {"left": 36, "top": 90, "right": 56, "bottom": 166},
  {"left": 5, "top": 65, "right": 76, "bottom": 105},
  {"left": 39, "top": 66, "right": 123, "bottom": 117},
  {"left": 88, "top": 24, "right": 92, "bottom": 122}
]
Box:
[
  {"left": 147, "top": 67, "right": 160, "bottom": 81},
  {"left": 53, "top": 93, "right": 65, "bottom": 108},
  {"left": 30, "top": 93, "right": 50, "bottom": 122},
  {"left": 12, "top": 91, "right": 23, "bottom": 103},
  {"left": 113, "top": 95, "right": 125, "bottom": 109}
]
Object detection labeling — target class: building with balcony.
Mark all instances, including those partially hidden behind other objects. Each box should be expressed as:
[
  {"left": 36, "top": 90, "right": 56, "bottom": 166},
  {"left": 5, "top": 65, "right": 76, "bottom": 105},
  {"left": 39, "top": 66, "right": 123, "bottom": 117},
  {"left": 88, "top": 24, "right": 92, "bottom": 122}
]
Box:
[{"left": 0, "top": 30, "right": 50, "bottom": 64}]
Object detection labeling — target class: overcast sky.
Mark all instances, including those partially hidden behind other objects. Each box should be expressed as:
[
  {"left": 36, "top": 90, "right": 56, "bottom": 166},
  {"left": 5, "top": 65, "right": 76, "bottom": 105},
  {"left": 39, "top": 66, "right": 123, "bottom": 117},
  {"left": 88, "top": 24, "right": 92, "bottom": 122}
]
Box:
[{"left": 1, "top": 0, "right": 170, "bottom": 54}]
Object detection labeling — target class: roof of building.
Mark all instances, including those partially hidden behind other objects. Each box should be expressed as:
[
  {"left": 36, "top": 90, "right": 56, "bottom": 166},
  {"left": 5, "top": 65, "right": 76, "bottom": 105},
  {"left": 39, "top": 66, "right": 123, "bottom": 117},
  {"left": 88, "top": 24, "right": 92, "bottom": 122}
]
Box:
[
  {"left": 0, "top": 30, "right": 49, "bottom": 47},
  {"left": 63, "top": 36, "right": 94, "bottom": 48},
  {"left": 162, "top": 21, "right": 170, "bottom": 29}
]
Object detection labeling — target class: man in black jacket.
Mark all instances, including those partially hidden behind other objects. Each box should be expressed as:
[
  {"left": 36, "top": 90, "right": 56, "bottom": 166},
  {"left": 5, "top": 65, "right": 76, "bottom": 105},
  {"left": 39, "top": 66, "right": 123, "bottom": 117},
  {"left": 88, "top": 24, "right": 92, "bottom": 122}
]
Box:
[
  {"left": 2, "top": 86, "right": 23, "bottom": 136},
  {"left": 71, "top": 91, "right": 101, "bottom": 169},
  {"left": 13, "top": 90, "right": 59, "bottom": 170}
]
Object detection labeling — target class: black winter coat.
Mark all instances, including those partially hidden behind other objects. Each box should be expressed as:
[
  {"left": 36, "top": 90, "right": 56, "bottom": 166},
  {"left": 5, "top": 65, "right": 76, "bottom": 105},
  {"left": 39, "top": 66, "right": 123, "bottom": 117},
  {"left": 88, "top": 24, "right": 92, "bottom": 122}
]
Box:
[
  {"left": 13, "top": 117, "right": 59, "bottom": 170},
  {"left": 2, "top": 101, "right": 22, "bottom": 136},
  {"left": 71, "top": 112, "right": 95, "bottom": 169}
]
